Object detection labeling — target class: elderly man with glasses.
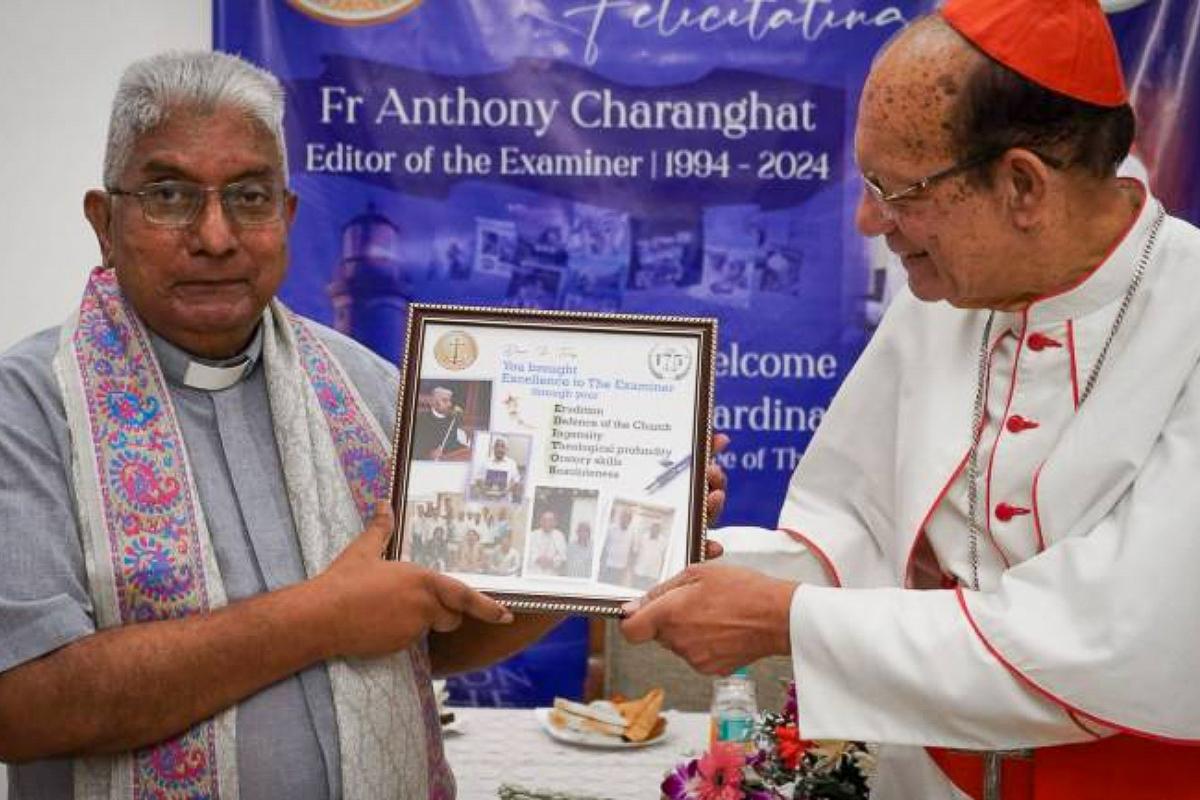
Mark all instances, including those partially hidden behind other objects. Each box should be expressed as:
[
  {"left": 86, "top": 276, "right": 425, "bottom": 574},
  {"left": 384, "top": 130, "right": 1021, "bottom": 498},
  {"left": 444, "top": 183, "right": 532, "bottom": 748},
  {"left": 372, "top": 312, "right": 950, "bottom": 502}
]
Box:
[
  {"left": 624, "top": 0, "right": 1200, "bottom": 798},
  {"left": 0, "top": 50, "right": 577, "bottom": 800}
]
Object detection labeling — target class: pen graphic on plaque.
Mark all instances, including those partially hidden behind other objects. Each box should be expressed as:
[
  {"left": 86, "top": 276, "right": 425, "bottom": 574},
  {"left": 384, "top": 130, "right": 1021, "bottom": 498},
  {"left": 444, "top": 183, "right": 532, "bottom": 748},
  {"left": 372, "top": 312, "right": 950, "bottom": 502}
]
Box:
[{"left": 643, "top": 454, "right": 692, "bottom": 494}]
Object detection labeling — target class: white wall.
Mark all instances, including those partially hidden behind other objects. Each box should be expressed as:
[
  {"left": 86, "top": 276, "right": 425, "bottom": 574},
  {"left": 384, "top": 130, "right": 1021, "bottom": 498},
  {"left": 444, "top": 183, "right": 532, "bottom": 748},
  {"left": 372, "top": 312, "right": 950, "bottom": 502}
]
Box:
[
  {"left": 0, "top": 4, "right": 211, "bottom": 793},
  {"left": 0, "top": 1, "right": 211, "bottom": 353}
]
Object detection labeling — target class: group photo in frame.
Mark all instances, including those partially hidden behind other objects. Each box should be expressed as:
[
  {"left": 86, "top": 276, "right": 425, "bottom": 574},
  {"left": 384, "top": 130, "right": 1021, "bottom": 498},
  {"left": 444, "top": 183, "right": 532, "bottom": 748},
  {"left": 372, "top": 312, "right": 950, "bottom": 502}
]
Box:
[{"left": 388, "top": 304, "right": 717, "bottom": 615}]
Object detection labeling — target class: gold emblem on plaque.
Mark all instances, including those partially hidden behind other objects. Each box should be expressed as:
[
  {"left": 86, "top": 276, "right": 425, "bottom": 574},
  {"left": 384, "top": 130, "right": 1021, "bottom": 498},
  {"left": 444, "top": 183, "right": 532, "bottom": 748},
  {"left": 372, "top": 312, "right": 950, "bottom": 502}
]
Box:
[
  {"left": 433, "top": 330, "right": 478, "bottom": 371},
  {"left": 287, "top": 0, "right": 422, "bottom": 27}
]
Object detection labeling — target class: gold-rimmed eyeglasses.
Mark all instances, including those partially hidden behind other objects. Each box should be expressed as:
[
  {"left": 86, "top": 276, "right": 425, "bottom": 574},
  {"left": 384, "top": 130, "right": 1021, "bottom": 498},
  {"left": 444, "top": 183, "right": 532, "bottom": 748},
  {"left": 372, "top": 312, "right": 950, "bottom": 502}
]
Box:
[
  {"left": 862, "top": 151, "right": 1004, "bottom": 205},
  {"left": 863, "top": 148, "right": 1064, "bottom": 211},
  {"left": 106, "top": 179, "right": 290, "bottom": 228}
]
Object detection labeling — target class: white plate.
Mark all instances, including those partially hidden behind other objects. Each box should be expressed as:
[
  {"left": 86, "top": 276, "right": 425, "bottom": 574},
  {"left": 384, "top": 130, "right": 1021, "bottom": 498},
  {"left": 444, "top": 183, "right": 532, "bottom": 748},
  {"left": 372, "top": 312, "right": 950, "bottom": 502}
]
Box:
[{"left": 533, "top": 707, "right": 670, "bottom": 749}]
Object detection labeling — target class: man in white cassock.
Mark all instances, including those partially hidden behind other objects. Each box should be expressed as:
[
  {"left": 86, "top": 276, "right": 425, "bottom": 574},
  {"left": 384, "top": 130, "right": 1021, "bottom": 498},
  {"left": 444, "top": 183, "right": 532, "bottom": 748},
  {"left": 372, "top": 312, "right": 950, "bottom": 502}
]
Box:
[
  {"left": 474, "top": 435, "right": 521, "bottom": 501},
  {"left": 527, "top": 510, "right": 569, "bottom": 576},
  {"left": 413, "top": 385, "right": 470, "bottom": 460},
  {"left": 623, "top": 1, "right": 1200, "bottom": 798}
]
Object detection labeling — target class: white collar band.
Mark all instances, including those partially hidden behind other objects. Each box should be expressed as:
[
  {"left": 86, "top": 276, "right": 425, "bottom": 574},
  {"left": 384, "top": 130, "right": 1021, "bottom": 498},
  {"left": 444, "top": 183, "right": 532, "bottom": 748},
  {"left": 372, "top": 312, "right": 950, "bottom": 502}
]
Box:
[{"left": 182, "top": 359, "right": 252, "bottom": 391}]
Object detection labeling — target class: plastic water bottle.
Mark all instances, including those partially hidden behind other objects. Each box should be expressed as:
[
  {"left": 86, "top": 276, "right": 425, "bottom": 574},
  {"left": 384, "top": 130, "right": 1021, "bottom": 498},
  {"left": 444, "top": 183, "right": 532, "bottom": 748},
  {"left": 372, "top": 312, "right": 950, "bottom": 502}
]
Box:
[{"left": 710, "top": 668, "right": 758, "bottom": 751}]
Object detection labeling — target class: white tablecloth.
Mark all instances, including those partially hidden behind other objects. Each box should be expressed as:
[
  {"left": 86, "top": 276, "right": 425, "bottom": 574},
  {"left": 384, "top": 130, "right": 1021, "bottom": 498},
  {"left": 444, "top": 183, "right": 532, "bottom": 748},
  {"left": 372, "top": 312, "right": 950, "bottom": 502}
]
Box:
[{"left": 443, "top": 707, "right": 710, "bottom": 800}]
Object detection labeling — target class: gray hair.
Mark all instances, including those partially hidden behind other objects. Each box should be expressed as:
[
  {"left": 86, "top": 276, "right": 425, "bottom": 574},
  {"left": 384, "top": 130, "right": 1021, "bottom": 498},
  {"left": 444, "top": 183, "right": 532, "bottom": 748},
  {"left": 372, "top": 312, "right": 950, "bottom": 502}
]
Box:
[{"left": 103, "top": 50, "right": 288, "bottom": 187}]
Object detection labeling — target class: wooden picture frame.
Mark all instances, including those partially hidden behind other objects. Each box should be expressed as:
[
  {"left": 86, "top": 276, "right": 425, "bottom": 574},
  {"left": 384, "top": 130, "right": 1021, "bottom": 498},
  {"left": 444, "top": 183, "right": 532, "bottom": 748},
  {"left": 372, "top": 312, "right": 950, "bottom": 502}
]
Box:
[{"left": 387, "top": 304, "right": 717, "bottom": 616}]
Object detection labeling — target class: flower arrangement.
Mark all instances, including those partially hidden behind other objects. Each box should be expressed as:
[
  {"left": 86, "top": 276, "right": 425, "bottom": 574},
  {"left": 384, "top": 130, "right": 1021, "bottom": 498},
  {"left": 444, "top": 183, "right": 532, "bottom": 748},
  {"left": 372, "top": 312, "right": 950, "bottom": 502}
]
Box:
[{"left": 662, "top": 683, "right": 873, "bottom": 800}]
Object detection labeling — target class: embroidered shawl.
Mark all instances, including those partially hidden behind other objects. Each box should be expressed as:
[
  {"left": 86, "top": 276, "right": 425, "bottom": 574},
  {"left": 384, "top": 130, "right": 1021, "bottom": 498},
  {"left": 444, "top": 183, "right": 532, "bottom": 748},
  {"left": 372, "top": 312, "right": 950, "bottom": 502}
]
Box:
[{"left": 54, "top": 267, "right": 453, "bottom": 800}]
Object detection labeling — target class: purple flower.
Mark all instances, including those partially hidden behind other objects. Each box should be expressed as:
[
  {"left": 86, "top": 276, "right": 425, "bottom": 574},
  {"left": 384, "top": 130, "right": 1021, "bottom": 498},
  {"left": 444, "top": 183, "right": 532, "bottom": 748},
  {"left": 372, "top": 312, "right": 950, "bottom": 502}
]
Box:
[
  {"left": 746, "top": 748, "right": 769, "bottom": 771},
  {"left": 662, "top": 758, "right": 702, "bottom": 800}
]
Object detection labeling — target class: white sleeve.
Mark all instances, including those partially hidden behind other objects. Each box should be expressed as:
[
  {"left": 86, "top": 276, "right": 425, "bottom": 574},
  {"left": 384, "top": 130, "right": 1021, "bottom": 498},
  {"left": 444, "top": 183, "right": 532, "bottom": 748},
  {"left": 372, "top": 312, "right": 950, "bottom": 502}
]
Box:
[
  {"left": 709, "top": 526, "right": 837, "bottom": 585},
  {"left": 789, "top": 584, "right": 1102, "bottom": 749}
]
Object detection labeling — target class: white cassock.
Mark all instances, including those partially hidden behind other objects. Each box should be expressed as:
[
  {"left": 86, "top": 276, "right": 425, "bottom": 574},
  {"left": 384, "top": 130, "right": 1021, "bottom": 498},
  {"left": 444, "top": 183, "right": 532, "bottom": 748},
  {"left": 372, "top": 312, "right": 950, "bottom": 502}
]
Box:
[{"left": 717, "top": 188, "right": 1200, "bottom": 797}]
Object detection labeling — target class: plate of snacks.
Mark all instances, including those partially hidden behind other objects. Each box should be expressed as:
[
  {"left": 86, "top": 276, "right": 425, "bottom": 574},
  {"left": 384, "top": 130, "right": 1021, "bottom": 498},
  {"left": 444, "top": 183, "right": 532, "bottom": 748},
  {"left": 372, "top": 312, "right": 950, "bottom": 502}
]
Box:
[{"left": 535, "top": 688, "right": 668, "bottom": 749}]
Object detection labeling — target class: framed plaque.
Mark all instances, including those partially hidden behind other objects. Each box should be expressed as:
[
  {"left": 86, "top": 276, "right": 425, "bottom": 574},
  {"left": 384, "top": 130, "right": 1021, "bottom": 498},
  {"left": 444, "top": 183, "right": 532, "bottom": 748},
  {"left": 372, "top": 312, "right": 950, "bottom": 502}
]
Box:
[{"left": 388, "top": 304, "right": 717, "bottom": 616}]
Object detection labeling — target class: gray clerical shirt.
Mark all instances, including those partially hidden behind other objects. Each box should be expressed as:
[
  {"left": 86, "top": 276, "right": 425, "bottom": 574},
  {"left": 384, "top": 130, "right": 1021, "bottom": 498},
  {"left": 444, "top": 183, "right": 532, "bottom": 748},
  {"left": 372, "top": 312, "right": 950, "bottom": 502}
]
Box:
[{"left": 0, "top": 318, "right": 399, "bottom": 800}]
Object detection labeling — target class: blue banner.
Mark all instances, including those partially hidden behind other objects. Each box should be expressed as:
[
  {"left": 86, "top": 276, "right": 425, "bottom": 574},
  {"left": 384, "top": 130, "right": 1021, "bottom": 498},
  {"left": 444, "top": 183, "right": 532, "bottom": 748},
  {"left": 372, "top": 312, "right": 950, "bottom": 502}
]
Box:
[{"left": 215, "top": 0, "right": 1200, "bottom": 704}]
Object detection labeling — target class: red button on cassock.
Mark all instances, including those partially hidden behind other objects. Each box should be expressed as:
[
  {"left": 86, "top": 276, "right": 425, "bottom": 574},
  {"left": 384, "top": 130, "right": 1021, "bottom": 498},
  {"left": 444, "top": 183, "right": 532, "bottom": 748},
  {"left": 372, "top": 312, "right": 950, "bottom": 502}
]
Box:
[
  {"left": 1027, "top": 333, "right": 1062, "bottom": 351},
  {"left": 995, "top": 503, "right": 1031, "bottom": 522},
  {"left": 1006, "top": 415, "right": 1040, "bottom": 433}
]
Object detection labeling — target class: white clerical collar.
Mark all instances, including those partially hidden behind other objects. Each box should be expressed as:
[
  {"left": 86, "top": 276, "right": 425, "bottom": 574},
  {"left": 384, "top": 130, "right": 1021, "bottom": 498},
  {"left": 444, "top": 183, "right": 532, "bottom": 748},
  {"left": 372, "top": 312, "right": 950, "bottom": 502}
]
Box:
[
  {"left": 150, "top": 324, "right": 264, "bottom": 392},
  {"left": 181, "top": 358, "right": 253, "bottom": 391}
]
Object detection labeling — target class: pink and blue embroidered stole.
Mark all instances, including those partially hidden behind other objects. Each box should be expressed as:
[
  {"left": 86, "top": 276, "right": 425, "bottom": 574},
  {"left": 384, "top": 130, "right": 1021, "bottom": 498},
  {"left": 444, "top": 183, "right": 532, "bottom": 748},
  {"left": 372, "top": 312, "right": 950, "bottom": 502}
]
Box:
[{"left": 68, "top": 267, "right": 450, "bottom": 799}]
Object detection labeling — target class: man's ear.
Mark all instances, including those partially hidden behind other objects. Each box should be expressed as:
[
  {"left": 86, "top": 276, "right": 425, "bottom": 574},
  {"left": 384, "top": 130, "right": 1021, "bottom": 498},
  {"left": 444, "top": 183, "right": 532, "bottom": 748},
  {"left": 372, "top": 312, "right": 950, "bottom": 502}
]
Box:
[
  {"left": 999, "top": 149, "right": 1052, "bottom": 231},
  {"left": 284, "top": 189, "right": 299, "bottom": 227},
  {"left": 84, "top": 190, "right": 115, "bottom": 269}
]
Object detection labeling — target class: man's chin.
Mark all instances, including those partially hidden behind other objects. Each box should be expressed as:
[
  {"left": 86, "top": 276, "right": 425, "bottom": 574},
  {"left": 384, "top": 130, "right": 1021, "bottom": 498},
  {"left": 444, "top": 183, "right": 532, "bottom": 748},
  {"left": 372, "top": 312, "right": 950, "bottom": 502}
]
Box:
[
  {"left": 155, "top": 311, "right": 263, "bottom": 357},
  {"left": 905, "top": 275, "right": 950, "bottom": 304},
  {"left": 164, "top": 293, "right": 261, "bottom": 324}
]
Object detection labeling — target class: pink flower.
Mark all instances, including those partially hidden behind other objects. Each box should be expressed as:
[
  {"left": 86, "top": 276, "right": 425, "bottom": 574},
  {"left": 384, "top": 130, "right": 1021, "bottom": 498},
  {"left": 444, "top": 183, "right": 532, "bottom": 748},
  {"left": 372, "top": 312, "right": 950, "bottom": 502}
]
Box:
[{"left": 694, "top": 743, "right": 746, "bottom": 800}]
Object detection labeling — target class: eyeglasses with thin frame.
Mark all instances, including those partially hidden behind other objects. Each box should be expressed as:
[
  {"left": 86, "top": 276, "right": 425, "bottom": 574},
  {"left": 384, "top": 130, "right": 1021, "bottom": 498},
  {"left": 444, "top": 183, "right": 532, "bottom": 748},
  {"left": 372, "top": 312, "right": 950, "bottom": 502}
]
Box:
[
  {"left": 862, "top": 148, "right": 1064, "bottom": 211},
  {"left": 106, "top": 179, "right": 290, "bottom": 228}
]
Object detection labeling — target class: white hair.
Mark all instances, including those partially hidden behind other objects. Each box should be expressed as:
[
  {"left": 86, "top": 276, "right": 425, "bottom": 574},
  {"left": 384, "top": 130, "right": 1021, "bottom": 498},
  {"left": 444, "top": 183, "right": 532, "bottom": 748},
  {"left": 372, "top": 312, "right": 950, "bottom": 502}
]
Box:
[{"left": 103, "top": 50, "right": 288, "bottom": 187}]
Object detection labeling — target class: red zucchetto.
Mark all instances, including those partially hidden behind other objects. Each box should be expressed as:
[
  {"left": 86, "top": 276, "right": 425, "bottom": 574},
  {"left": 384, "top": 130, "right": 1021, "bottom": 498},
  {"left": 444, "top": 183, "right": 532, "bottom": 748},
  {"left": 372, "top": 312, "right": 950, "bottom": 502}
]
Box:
[{"left": 941, "top": 0, "right": 1128, "bottom": 107}]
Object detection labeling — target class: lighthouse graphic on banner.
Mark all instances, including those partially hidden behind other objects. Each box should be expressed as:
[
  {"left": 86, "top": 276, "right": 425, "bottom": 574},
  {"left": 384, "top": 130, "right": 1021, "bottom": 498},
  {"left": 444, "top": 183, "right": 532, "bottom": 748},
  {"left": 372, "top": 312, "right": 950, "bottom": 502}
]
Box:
[{"left": 329, "top": 203, "right": 415, "bottom": 363}]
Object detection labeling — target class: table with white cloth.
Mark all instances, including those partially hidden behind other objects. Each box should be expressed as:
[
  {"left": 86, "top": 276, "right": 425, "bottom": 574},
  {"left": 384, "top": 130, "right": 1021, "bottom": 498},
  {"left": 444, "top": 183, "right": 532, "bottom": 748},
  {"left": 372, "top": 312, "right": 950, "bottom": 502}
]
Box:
[{"left": 443, "top": 707, "right": 710, "bottom": 800}]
